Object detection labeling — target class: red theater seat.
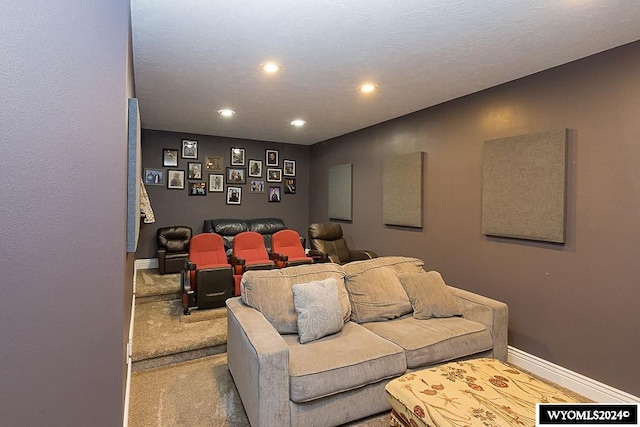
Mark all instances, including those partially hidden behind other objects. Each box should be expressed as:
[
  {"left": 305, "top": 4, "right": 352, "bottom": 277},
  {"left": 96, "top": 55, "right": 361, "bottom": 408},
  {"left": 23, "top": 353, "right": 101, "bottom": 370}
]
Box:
[
  {"left": 181, "top": 233, "right": 234, "bottom": 315},
  {"left": 270, "top": 229, "right": 313, "bottom": 268},
  {"left": 229, "top": 231, "right": 275, "bottom": 294}
]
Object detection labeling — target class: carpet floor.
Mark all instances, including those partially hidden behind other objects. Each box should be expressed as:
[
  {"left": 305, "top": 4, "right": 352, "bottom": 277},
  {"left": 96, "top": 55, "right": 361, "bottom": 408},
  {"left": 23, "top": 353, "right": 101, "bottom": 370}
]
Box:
[{"left": 129, "top": 353, "right": 391, "bottom": 427}]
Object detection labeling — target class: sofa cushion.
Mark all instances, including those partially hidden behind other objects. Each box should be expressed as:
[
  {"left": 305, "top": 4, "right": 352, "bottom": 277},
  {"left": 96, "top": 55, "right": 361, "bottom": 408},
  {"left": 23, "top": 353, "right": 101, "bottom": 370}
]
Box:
[
  {"left": 241, "top": 263, "right": 350, "bottom": 334},
  {"left": 293, "top": 278, "right": 344, "bottom": 343},
  {"left": 398, "top": 271, "right": 462, "bottom": 319},
  {"left": 362, "top": 316, "right": 493, "bottom": 369},
  {"left": 343, "top": 266, "right": 412, "bottom": 323},
  {"left": 343, "top": 256, "right": 425, "bottom": 274},
  {"left": 284, "top": 322, "right": 406, "bottom": 402}
]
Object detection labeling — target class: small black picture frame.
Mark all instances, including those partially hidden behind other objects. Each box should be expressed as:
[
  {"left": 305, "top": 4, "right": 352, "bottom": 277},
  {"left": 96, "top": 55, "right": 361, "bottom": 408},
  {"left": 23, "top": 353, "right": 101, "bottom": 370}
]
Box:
[
  {"left": 284, "top": 178, "right": 296, "bottom": 194},
  {"left": 266, "top": 149, "right": 279, "bottom": 166},
  {"left": 267, "top": 168, "right": 282, "bottom": 182},
  {"left": 269, "top": 186, "right": 281, "bottom": 203},
  {"left": 189, "top": 181, "right": 206, "bottom": 196},
  {"left": 248, "top": 159, "right": 263, "bottom": 177},
  {"left": 181, "top": 139, "right": 198, "bottom": 159},
  {"left": 163, "top": 149, "right": 178, "bottom": 167},
  {"left": 283, "top": 159, "right": 296, "bottom": 176},
  {"left": 231, "top": 147, "right": 245, "bottom": 166},
  {"left": 188, "top": 162, "right": 203, "bottom": 180},
  {"left": 227, "top": 186, "right": 242, "bottom": 205},
  {"left": 226, "top": 167, "right": 246, "bottom": 184},
  {"left": 208, "top": 173, "right": 224, "bottom": 192},
  {"left": 167, "top": 169, "right": 185, "bottom": 189}
]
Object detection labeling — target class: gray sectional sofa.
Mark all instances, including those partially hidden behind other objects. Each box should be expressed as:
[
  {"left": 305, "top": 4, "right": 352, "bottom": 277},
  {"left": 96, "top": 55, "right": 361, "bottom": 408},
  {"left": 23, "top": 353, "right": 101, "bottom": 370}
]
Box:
[{"left": 226, "top": 257, "right": 508, "bottom": 427}]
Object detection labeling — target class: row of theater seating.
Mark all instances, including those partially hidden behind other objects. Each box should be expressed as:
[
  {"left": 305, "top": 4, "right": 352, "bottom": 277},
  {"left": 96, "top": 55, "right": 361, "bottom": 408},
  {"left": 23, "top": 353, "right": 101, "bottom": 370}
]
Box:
[
  {"left": 183, "top": 229, "right": 317, "bottom": 315},
  {"left": 156, "top": 220, "right": 377, "bottom": 314}
]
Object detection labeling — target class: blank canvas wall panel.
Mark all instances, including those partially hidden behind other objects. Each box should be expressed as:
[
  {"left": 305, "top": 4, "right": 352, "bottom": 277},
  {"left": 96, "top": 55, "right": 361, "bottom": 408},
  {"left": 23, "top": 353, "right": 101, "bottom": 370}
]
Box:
[
  {"left": 328, "top": 163, "right": 352, "bottom": 220},
  {"left": 383, "top": 152, "right": 425, "bottom": 227},
  {"left": 482, "top": 129, "right": 567, "bottom": 243},
  {"left": 126, "top": 98, "right": 141, "bottom": 252}
]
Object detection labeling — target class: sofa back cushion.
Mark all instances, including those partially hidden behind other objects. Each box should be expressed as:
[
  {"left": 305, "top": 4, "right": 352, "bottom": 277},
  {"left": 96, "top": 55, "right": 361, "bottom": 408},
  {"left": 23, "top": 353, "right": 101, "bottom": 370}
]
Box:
[
  {"left": 342, "top": 257, "right": 424, "bottom": 323},
  {"left": 343, "top": 256, "right": 424, "bottom": 274},
  {"left": 343, "top": 266, "right": 412, "bottom": 323},
  {"left": 241, "top": 263, "right": 350, "bottom": 334}
]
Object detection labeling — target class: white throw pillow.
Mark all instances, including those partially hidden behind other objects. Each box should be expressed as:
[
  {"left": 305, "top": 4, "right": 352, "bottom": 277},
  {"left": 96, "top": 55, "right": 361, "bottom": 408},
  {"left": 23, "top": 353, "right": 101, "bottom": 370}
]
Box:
[{"left": 292, "top": 277, "right": 344, "bottom": 344}]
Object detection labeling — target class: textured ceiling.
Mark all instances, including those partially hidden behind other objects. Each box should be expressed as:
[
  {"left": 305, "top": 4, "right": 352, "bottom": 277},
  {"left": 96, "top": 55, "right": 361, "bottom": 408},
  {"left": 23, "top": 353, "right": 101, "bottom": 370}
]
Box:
[{"left": 131, "top": 1, "right": 640, "bottom": 145}]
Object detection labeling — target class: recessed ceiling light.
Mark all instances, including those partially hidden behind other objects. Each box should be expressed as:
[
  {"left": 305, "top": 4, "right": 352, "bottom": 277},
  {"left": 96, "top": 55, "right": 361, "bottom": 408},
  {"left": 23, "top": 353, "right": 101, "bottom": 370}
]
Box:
[
  {"left": 290, "top": 119, "right": 306, "bottom": 127},
  {"left": 218, "top": 109, "right": 235, "bottom": 117},
  {"left": 260, "top": 62, "right": 280, "bottom": 73},
  {"left": 360, "top": 83, "right": 377, "bottom": 93}
]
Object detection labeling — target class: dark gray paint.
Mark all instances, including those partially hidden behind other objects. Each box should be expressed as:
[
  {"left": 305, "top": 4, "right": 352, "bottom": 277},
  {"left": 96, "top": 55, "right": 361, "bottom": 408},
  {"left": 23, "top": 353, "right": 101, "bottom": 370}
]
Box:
[
  {"left": 136, "top": 130, "right": 311, "bottom": 259},
  {"left": 1, "top": 1, "right": 130, "bottom": 426},
  {"left": 310, "top": 41, "right": 640, "bottom": 396}
]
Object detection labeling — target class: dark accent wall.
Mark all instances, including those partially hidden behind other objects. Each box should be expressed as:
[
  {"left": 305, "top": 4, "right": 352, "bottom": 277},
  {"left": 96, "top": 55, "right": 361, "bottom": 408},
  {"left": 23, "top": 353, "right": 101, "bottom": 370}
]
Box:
[
  {"left": 136, "top": 130, "right": 310, "bottom": 259},
  {"left": 310, "top": 41, "right": 640, "bottom": 396},
  {"left": 1, "top": 1, "right": 130, "bottom": 426}
]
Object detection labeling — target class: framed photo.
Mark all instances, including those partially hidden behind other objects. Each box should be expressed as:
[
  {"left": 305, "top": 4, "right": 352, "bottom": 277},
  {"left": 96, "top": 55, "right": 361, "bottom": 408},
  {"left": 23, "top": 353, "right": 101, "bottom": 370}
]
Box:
[
  {"left": 268, "top": 186, "right": 281, "bottom": 203},
  {"left": 250, "top": 180, "right": 265, "bottom": 193},
  {"left": 144, "top": 168, "right": 164, "bottom": 185},
  {"left": 266, "top": 149, "right": 279, "bottom": 166},
  {"left": 167, "top": 169, "right": 185, "bottom": 189},
  {"left": 248, "top": 159, "right": 263, "bottom": 177},
  {"left": 189, "top": 181, "right": 206, "bottom": 196},
  {"left": 226, "top": 167, "right": 246, "bottom": 184},
  {"left": 205, "top": 155, "right": 223, "bottom": 171},
  {"left": 227, "top": 186, "right": 242, "bottom": 205},
  {"left": 230, "top": 147, "right": 245, "bottom": 166},
  {"left": 181, "top": 139, "right": 198, "bottom": 159},
  {"left": 283, "top": 159, "right": 296, "bottom": 176},
  {"left": 208, "top": 173, "right": 224, "bottom": 192},
  {"left": 267, "top": 168, "right": 282, "bottom": 182},
  {"left": 188, "top": 162, "right": 202, "bottom": 179},
  {"left": 284, "top": 178, "right": 296, "bottom": 194},
  {"left": 163, "top": 148, "right": 178, "bottom": 167}
]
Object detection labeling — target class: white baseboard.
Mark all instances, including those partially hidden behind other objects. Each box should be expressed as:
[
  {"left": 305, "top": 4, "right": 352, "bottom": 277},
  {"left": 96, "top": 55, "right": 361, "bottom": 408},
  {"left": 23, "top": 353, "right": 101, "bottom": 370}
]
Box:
[
  {"left": 123, "top": 262, "right": 141, "bottom": 427},
  {"left": 135, "top": 258, "right": 158, "bottom": 270},
  {"left": 508, "top": 346, "right": 639, "bottom": 403}
]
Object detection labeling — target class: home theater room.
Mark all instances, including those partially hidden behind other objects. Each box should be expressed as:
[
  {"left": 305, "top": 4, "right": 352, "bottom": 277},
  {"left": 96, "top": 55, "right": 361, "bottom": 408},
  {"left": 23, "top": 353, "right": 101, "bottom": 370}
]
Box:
[{"left": 2, "top": 1, "right": 640, "bottom": 427}]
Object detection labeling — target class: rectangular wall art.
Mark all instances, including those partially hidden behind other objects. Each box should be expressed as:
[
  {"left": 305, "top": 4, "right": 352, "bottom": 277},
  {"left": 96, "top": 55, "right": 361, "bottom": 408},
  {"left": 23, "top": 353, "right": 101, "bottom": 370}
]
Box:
[
  {"left": 328, "top": 163, "right": 352, "bottom": 221},
  {"left": 126, "top": 98, "right": 141, "bottom": 253},
  {"left": 383, "top": 152, "right": 425, "bottom": 228},
  {"left": 482, "top": 128, "right": 568, "bottom": 243}
]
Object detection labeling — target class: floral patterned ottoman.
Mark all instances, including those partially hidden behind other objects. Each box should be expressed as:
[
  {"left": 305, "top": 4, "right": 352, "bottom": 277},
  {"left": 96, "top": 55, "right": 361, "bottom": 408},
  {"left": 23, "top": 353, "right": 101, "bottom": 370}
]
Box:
[{"left": 385, "top": 358, "right": 579, "bottom": 427}]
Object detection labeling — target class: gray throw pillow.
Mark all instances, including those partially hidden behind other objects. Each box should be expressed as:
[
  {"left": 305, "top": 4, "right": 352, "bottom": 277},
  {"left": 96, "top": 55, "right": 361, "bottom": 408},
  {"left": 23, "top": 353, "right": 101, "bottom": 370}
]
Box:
[
  {"left": 398, "top": 271, "right": 462, "bottom": 319},
  {"left": 292, "top": 277, "right": 344, "bottom": 344}
]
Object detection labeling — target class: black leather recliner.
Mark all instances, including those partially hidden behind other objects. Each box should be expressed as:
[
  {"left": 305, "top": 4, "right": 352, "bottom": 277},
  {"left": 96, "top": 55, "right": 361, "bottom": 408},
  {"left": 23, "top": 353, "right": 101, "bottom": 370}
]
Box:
[
  {"left": 157, "top": 226, "right": 192, "bottom": 275},
  {"left": 308, "top": 222, "right": 377, "bottom": 264}
]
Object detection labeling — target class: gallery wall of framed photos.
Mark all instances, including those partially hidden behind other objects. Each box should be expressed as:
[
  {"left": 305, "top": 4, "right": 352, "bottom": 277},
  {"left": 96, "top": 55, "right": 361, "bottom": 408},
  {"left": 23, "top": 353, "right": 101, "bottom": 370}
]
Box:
[{"left": 137, "top": 129, "right": 310, "bottom": 259}]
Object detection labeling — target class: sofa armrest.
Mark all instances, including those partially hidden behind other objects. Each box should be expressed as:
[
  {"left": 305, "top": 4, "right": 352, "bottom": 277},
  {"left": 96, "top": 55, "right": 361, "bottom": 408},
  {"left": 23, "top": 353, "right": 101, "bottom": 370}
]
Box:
[
  {"left": 157, "top": 248, "right": 167, "bottom": 274},
  {"left": 449, "top": 286, "right": 509, "bottom": 361},
  {"left": 226, "top": 297, "right": 290, "bottom": 427},
  {"left": 269, "top": 252, "right": 288, "bottom": 268},
  {"left": 228, "top": 255, "right": 246, "bottom": 275},
  {"left": 307, "top": 249, "right": 329, "bottom": 263},
  {"left": 349, "top": 249, "right": 378, "bottom": 261}
]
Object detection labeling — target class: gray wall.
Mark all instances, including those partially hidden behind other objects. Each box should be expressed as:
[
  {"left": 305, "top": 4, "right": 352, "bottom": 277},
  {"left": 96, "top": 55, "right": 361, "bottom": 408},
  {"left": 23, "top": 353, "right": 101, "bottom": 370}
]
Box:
[
  {"left": 1, "top": 2, "right": 131, "bottom": 425},
  {"left": 136, "top": 130, "right": 310, "bottom": 259},
  {"left": 310, "top": 41, "right": 640, "bottom": 396}
]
